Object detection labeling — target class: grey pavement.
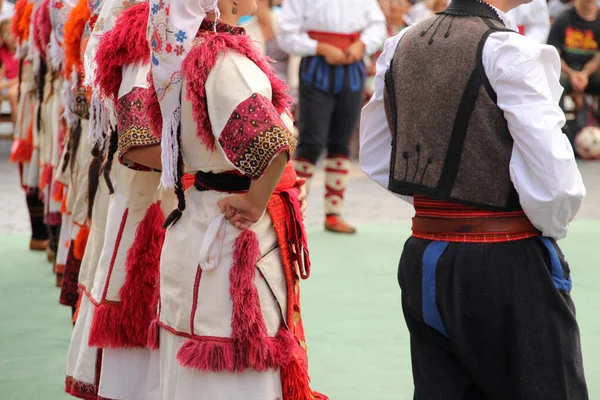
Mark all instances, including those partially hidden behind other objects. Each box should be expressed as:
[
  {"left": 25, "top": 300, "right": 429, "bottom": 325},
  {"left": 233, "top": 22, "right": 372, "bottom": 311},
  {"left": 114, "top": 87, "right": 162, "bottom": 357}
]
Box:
[{"left": 2, "top": 141, "right": 598, "bottom": 236}]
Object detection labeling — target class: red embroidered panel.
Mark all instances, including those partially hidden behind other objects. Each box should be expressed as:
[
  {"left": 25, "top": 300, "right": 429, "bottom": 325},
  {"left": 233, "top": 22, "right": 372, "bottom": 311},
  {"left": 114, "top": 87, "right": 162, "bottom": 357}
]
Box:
[
  {"left": 117, "top": 87, "right": 160, "bottom": 163},
  {"left": 218, "top": 93, "right": 296, "bottom": 180}
]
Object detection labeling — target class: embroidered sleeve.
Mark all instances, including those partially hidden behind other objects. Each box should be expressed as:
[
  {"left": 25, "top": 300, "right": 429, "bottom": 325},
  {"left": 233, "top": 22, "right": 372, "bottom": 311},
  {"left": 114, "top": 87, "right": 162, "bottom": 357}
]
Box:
[
  {"left": 117, "top": 87, "right": 160, "bottom": 167},
  {"left": 218, "top": 93, "right": 296, "bottom": 179}
]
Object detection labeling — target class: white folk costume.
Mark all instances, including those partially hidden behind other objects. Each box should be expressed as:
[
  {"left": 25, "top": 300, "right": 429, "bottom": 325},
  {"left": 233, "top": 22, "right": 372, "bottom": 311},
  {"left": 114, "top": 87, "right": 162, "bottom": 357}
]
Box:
[
  {"left": 50, "top": 0, "right": 80, "bottom": 309},
  {"left": 278, "top": 0, "right": 387, "bottom": 233},
  {"left": 148, "top": 0, "right": 325, "bottom": 396},
  {"left": 507, "top": 0, "right": 550, "bottom": 44},
  {"left": 360, "top": 1, "right": 588, "bottom": 398},
  {"left": 65, "top": 1, "right": 168, "bottom": 399},
  {"left": 10, "top": 0, "right": 52, "bottom": 251}
]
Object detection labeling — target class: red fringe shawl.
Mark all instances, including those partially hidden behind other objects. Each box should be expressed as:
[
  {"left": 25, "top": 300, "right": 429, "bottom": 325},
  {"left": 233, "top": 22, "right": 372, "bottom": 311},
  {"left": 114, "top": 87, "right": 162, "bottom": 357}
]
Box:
[
  {"left": 11, "top": 0, "right": 29, "bottom": 44},
  {"left": 63, "top": 0, "right": 90, "bottom": 77},
  {"left": 33, "top": 0, "right": 52, "bottom": 61},
  {"left": 181, "top": 31, "right": 292, "bottom": 151},
  {"left": 19, "top": 3, "right": 34, "bottom": 43},
  {"left": 94, "top": 2, "right": 150, "bottom": 103},
  {"left": 88, "top": 202, "right": 165, "bottom": 349}
]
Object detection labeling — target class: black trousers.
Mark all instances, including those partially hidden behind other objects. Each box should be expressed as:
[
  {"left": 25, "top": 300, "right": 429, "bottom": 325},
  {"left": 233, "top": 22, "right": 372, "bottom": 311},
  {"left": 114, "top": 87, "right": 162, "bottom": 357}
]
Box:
[
  {"left": 399, "top": 237, "right": 588, "bottom": 400},
  {"left": 26, "top": 188, "right": 48, "bottom": 241},
  {"left": 295, "top": 78, "right": 364, "bottom": 164}
]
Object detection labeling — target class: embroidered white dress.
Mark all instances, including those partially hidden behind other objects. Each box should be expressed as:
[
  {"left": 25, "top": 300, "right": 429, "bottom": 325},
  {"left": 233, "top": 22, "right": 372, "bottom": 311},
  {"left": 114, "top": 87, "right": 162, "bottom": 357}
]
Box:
[{"left": 157, "top": 43, "right": 297, "bottom": 399}]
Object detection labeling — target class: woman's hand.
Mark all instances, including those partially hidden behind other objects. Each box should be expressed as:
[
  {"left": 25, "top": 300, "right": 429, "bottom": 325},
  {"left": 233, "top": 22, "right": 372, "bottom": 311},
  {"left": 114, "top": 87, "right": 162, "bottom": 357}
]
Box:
[
  {"left": 295, "top": 177, "right": 308, "bottom": 219},
  {"left": 218, "top": 152, "right": 289, "bottom": 230},
  {"left": 218, "top": 193, "right": 266, "bottom": 230}
]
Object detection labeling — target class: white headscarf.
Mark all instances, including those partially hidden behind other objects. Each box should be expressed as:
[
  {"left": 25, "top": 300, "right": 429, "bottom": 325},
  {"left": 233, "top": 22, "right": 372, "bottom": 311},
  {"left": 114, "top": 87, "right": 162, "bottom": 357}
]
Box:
[
  {"left": 85, "top": 0, "right": 140, "bottom": 147},
  {"left": 49, "top": 0, "right": 77, "bottom": 70},
  {"left": 148, "top": 0, "right": 219, "bottom": 188}
]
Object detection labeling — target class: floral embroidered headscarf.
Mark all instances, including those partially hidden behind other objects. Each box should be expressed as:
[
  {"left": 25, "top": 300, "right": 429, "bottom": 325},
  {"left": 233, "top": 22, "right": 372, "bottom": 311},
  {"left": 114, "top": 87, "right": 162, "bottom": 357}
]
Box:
[
  {"left": 49, "top": 0, "right": 77, "bottom": 70},
  {"left": 84, "top": 0, "right": 141, "bottom": 147},
  {"left": 149, "top": 0, "right": 219, "bottom": 188}
]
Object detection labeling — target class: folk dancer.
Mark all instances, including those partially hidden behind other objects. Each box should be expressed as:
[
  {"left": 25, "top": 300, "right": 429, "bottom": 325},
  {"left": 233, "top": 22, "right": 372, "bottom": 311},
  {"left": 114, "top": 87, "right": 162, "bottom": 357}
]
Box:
[
  {"left": 278, "top": 0, "right": 387, "bottom": 233},
  {"left": 360, "top": 0, "right": 588, "bottom": 398},
  {"left": 147, "top": 0, "right": 323, "bottom": 398}
]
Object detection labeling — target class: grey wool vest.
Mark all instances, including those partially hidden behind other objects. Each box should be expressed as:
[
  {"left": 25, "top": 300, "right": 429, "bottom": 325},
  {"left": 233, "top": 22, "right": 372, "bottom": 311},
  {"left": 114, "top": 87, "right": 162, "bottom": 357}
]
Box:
[{"left": 384, "top": 0, "right": 522, "bottom": 211}]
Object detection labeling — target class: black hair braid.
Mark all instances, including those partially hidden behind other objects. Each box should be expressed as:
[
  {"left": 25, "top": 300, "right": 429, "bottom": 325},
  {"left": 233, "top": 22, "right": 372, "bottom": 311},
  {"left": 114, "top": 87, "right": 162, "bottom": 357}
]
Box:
[
  {"left": 87, "top": 144, "right": 104, "bottom": 220},
  {"left": 36, "top": 60, "right": 47, "bottom": 133},
  {"left": 163, "top": 125, "right": 186, "bottom": 229},
  {"left": 102, "top": 128, "right": 119, "bottom": 195},
  {"left": 61, "top": 119, "right": 82, "bottom": 174}
]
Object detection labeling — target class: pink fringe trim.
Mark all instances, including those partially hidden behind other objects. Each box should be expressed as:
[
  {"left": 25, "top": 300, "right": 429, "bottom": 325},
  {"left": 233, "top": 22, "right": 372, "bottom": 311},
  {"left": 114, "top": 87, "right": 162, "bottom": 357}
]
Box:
[
  {"left": 181, "top": 33, "right": 292, "bottom": 151},
  {"left": 33, "top": 0, "right": 51, "bottom": 62},
  {"left": 88, "top": 203, "right": 165, "bottom": 349},
  {"left": 94, "top": 2, "right": 150, "bottom": 102},
  {"left": 176, "top": 328, "right": 296, "bottom": 373},
  {"left": 174, "top": 230, "right": 296, "bottom": 372},
  {"left": 177, "top": 337, "right": 236, "bottom": 372}
]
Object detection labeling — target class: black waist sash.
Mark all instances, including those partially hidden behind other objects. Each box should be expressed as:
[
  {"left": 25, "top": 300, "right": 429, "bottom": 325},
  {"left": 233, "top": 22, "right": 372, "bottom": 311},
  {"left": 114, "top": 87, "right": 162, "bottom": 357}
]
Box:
[{"left": 194, "top": 171, "right": 251, "bottom": 193}]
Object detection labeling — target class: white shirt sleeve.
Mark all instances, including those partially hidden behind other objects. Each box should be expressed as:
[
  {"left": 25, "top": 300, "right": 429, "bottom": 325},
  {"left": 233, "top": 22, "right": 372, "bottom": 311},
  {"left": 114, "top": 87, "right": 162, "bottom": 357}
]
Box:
[
  {"left": 360, "top": 0, "right": 388, "bottom": 56},
  {"left": 482, "top": 33, "right": 586, "bottom": 240},
  {"left": 359, "top": 29, "right": 413, "bottom": 204},
  {"left": 277, "top": 0, "right": 318, "bottom": 57}
]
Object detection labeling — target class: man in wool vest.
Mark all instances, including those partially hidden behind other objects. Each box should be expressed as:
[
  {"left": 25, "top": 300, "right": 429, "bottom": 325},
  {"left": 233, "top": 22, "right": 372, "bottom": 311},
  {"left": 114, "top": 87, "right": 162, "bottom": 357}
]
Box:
[
  {"left": 278, "top": 0, "right": 387, "bottom": 234},
  {"left": 360, "top": 0, "right": 589, "bottom": 398}
]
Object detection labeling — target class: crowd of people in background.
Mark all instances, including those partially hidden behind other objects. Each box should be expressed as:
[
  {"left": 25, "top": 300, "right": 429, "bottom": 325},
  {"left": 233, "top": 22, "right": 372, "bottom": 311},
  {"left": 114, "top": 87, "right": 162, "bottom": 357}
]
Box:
[{"left": 237, "top": 0, "right": 600, "bottom": 161}]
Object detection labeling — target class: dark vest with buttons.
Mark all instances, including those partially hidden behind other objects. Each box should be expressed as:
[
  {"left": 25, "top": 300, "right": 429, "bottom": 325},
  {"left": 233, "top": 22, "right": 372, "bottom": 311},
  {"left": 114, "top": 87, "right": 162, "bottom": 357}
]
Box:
[{"left": 384, "top": 0, "right": 522, "bottom": 211}]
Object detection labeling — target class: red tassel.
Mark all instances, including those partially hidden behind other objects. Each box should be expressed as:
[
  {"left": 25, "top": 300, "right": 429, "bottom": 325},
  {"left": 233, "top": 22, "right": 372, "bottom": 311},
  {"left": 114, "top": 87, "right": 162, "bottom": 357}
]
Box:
[
  {"left": 73, "top": 225, "right": 90, "bottom": 261},
  {"left": 147, "top": 318, "right": 160, "bottom": 350},
  {"left": 53, "top": 181, "right": 65, "bottom": 202},
  {"left": 281, "top": 349, "right": 329, "bottom": 400},
  {"left": 9, "top": 139, "right": 33, "bottom": 163},
  {"left": 176, "top": 338, "right": 236, "bottom": 373},
  {"left": 88, "top": 203, "right": 165, "bottom": 349}
]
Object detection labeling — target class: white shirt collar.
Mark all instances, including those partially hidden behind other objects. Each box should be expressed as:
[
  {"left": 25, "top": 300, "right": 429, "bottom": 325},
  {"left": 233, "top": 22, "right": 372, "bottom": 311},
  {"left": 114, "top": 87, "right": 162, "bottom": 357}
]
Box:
[{"left": 488, "top": 4, "right": 519, "bottom": 32}]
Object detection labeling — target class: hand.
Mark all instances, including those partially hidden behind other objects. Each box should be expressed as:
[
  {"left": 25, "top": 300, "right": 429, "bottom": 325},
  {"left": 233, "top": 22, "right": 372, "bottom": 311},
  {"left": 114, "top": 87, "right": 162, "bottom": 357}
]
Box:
[
  {"left": 344, "top": 39, "right": 366, "bottom": 64},
  {"left": 318, "top": 43, "right": 348, "bottom": 65},
  {"left": 218, "top": 193, "right": 266, "bottom": 230},
  {"left": 295, "top": 177, "right": 308, "bottom": 219},
  {"left": 570, "top": 72, "right": 589, "bottom": 92}
]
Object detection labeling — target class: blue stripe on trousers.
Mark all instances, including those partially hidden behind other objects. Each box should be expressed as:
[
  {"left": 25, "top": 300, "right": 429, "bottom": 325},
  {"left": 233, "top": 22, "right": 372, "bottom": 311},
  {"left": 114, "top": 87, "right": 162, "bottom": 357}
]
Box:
[
  {"left": 422, "top": 241, "right": 449, "bottom": 337},
  {"left": 540, "top": 237, "right": 572, "bottom": 292}
]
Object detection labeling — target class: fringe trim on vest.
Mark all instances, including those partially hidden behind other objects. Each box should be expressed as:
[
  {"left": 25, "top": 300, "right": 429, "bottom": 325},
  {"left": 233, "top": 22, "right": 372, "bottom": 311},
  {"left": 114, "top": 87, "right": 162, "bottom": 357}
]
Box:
[
  {"left": 63, "top": 0, "right": 90, "bottom": 77},
  {"left": 181, "top": 32, "right": 292, "bottom": 151},
  {"left": 94, "top": 2, "right": 150, "bottom": 103}
]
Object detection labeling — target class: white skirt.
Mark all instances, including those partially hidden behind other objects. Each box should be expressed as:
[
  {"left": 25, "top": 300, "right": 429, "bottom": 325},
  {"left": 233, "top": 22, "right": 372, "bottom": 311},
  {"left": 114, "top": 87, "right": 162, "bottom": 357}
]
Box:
[
  {"left": 66, "top": 294, "right": 161, "bottom": 400},
  {"left": 159, "top": 328, "right": 283, "bottom": 400}
]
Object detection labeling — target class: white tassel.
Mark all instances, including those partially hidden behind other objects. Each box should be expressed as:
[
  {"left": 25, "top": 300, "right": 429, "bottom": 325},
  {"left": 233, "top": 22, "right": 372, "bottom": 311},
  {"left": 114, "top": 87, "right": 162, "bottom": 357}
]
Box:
[
  {"left": 49, "top": 33, "right": 63, "bottom": 72},
  {"left": 88, "top": 90, "right": 110, "bottom": 150},
  {"left": 159, "top": 106, "right": 181, "bottom": 189},
  {"left": 88, "top": 90, "right": 105, "bottom": 150},
  {"left": 61, "top": 71, "right": 78, "bottom": 128}
]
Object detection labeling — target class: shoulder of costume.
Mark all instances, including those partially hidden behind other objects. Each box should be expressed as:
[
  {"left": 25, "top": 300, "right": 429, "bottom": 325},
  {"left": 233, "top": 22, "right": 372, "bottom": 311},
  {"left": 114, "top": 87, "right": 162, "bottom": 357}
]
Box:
[{"left": 94, "top": 1, "right": 150, "bottom": 101}]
